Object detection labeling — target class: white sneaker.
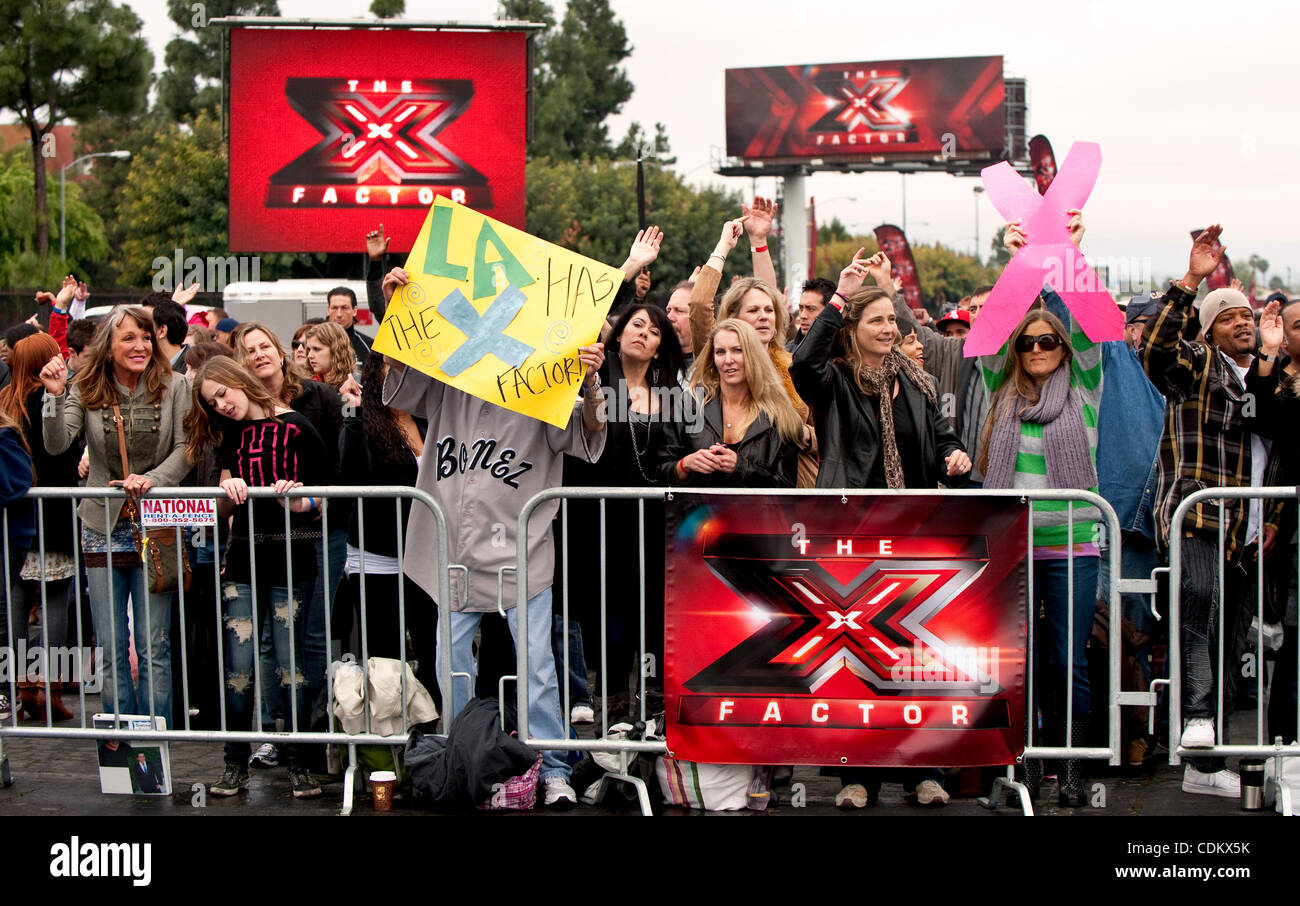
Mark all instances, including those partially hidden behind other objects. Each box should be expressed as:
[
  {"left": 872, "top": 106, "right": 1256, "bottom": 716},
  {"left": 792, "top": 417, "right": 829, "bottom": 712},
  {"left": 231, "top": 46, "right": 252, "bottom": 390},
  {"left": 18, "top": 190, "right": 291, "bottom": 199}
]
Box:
[
  {"left": 249, "top": 743, "right": 279, "bottom": 768},
  {"left": 1182, "top": 764, "right": 1240, "bottom": 798},
  {"left": 1182, "top": 718, "right": 1215, "bottom": 748},
  {"left": 542, "top": 776, "right": 577, "bottom": 810},
  {"left": 570, "top": 703, "right": 595, "bottom": 725}
]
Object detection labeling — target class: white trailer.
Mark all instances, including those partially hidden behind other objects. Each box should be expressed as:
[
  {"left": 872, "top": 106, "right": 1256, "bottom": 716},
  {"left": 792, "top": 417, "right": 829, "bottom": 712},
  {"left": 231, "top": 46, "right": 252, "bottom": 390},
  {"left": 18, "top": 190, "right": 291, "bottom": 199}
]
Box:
[{"left": 221, "top": 279, "right": 379, "bottom": 350}]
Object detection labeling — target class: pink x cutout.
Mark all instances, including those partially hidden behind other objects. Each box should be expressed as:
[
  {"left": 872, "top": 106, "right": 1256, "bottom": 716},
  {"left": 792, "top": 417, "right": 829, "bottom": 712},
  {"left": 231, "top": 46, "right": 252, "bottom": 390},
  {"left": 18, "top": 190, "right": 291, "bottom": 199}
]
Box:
[{"left": 963, "top": 142, "right": 1123, "bottom": 356}]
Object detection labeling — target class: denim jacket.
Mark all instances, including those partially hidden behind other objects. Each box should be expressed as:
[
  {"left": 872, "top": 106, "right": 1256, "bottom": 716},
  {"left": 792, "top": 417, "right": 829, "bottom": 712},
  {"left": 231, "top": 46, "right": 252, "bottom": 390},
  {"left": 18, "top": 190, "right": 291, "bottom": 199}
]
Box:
[{"left": 1097, "top": 341, "right": 1165, "bottom": 539}]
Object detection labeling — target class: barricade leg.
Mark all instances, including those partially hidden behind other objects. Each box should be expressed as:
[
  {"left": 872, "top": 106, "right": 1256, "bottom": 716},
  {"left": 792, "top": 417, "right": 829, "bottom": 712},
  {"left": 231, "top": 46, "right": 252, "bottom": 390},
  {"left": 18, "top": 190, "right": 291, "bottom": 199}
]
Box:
[{"left": 340, "top": 742, "right": 358, "bottom": 817}]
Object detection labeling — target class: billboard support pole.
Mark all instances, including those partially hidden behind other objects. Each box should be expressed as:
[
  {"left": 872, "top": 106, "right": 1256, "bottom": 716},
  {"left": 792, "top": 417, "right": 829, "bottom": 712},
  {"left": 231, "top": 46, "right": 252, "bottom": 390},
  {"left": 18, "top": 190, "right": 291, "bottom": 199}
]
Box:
[{"left": 781, "top": 171, "right": 808, "bottom": 298}]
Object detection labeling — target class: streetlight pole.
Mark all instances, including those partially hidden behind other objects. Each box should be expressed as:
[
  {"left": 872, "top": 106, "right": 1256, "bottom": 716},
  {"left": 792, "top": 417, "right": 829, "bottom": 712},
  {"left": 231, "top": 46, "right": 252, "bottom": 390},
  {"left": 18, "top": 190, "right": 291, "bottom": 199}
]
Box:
[
  {"left": 60, "top": 150, "right": 131, "bottom": 262},
  {"left": 973, "top": 185, "right": 985, "bottom": 264}
]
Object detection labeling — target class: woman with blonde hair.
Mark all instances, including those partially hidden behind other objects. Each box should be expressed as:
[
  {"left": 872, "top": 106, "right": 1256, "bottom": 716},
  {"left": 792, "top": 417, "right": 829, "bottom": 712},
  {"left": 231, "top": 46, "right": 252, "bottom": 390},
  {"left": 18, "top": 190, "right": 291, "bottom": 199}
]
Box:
[
  {"left": 688, "top": 211, "right": 818, "bottom": 486},
  {"left": 304, "top": 321, "right": 357, "bottom": 394},
  {"left": 41, "top": 306, "right": 192, "bottom": 723},
  {"left": 658, "top": 319, "right": 804, "bottom": 488}
]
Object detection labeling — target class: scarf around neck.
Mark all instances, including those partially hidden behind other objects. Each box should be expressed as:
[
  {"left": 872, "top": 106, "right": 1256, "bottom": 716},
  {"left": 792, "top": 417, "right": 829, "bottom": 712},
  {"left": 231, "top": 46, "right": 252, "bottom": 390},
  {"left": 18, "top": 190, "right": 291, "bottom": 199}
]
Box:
[
  {"left": 854, "top": 348, "right": 936, "bottom": 489},
  {"left": 982, "top": 365, "right": 1097, "bottom": 491}
]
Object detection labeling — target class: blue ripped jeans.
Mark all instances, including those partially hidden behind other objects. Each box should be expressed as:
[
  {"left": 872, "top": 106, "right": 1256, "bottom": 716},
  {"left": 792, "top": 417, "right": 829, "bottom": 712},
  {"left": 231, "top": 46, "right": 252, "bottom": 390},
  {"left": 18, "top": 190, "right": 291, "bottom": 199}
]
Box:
[{"left": 221, "top": 580, "right": 312, "bottom": 768}]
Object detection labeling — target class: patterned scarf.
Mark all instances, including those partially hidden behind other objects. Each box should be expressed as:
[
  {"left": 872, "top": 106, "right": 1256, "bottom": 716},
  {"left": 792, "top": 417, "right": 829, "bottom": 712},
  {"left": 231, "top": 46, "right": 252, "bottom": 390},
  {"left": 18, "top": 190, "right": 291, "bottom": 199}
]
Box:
[
  {"left": 854, "top": 349, "right": 937, "bottom": 489},
  {"left": 982, "top": 365, "right": 1097, "bottom": 491}
]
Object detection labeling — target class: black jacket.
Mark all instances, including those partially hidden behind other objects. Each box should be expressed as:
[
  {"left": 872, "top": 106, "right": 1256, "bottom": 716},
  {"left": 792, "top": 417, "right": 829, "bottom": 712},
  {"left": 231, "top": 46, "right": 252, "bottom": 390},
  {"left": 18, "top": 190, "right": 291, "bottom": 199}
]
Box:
[
  {"left": 791, "top": 304, "right": 965, "bottom": 490},
  {"left": 404, "top": 697, "right": 537, "bottom": 806},
  {"left": 656, "top": 393, "right": 798, "bottom": 488}
]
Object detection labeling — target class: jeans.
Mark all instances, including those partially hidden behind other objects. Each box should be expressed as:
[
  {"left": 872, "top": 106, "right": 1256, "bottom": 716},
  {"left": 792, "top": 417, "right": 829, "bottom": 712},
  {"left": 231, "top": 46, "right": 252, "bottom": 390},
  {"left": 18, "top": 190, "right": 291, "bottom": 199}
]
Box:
[
  {"left": 440, "top": 588, "right": 569, "bottom": 781},
  {"left": 1180, "top": 536, "right": 1254, "bottom": 771},
  {"left": 221, "top": 580, "right": 312, "bottom": 768},
  {"left": 552, "top": 614, "right": 590, "bottom": 708},
  {"left": 86, "top": 564, "right": 172, "bottom": 722},
  {"left": 1031, "top": 556, "right": 1098, "bottom": 736}
]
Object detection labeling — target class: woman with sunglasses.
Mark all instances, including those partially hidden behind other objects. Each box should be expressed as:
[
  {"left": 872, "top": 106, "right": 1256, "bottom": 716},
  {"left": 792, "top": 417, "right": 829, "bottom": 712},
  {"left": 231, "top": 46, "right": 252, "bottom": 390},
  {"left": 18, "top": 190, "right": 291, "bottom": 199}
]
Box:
[{"left": 978, "top": 304, "right": 1103, "bottom": 807}]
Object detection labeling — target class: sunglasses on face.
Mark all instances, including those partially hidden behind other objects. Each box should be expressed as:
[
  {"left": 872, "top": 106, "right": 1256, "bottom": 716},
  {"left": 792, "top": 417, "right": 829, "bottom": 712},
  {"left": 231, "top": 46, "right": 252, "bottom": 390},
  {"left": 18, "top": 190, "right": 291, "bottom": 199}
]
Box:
[
  {"left": 291, "top": 341, "right": 304, "bottom": 349},
  {"left": 1016, "top": 333, "right": 1062, "bottom": 353}
]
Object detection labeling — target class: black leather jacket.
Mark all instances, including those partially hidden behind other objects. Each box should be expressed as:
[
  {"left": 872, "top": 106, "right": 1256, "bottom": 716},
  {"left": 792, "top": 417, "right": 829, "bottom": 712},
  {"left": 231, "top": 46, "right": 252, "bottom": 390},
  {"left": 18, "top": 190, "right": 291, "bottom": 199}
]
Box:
[
  {"left": 791, "top": 304, "right": 966, "bottom": 490},
  {"left": 656, "top": 394, "right": 798, "bottom": 488}
]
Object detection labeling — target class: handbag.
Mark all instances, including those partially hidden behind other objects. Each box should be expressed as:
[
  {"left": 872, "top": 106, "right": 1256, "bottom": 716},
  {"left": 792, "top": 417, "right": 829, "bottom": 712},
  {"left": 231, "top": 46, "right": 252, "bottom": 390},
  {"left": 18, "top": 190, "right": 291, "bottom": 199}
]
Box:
[{"left": 112, "top": 404, "right": 191, "bottom": 595}]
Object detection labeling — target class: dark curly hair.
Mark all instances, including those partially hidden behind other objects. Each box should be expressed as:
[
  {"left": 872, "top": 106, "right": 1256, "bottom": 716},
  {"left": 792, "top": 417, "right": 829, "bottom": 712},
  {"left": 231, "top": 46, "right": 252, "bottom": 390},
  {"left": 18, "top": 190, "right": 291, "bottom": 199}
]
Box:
[{"left": 359, "top": 352, "right": 417, "bottom": 466}]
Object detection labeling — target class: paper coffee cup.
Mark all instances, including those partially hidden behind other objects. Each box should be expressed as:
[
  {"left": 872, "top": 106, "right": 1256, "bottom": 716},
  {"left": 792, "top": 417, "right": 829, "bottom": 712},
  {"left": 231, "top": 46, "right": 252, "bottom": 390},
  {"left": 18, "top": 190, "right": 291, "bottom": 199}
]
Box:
[{"left": 371, "top": 770, "right": 396, "bottom": 811}]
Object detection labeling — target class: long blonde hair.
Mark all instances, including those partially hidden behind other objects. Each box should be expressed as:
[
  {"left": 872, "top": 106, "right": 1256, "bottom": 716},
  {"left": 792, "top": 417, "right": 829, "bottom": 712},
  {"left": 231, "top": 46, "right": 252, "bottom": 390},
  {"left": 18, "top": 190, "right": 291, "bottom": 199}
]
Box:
[
  {"left": 691, "top": 319, "right": 804, "bottom": 444},
  {"left": 74, "top": 307, "right": 172, "bottom": 409},
  {"left": 305, "top": 321, "right": 355, "bottom": 389}
]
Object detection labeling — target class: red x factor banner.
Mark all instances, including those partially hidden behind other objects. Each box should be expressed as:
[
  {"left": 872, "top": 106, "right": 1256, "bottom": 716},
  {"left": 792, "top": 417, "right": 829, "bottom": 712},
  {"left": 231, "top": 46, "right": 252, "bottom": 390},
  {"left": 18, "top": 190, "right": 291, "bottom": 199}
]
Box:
[
  {"left": 665, "top": 494, "right": 1028, "bottom": 767},
  {"left": 725, "top": 56, "right": 1004, "bottom": 163},
  {"left": 229, "top": 27, "right": 528, "bottom": 252}
]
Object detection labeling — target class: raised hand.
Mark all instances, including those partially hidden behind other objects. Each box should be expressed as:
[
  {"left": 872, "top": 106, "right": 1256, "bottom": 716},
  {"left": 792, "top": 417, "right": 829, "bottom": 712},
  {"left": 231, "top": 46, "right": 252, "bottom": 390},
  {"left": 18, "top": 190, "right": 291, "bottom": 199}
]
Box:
[
  {"left": 625, "top": 226, "right": 663, "bottom": 273},
  {"left": 74, "top": 281, "right": 89, "bottom": 304},
  {"left": 1187, "top": 225, "right": 1225, "bottom": 283},
  {"left": 56, "top": 274, "right": 78, "bottom": 308},
  {"left": 712, "top": 216, "right": 749, "bottom": 260},
  {"left": 366, "top": 223, "right": 389, "bottom": 261},
  {"left": 381, "top": 267, "right": 411, "bottom": 303},
  {"left": 1066, "top": 209, "right": 1085, "bottom": 250},
  {"left": 1258, "top": 298, "right": 1283, "bottom": 354},
  {"left": 864, "top": 251, "right": 892, "bottom": 289},
  {"left": 742, "top": 196, "right": 779, "bottom": 246},
  {"left": 172, "top": 282, "right": 201, "bottom": 306},
  {"left": 39, "top": 355, "right": 68, "bottom": 397},
  {"left": 1230, "top": 277, "right": 1246, "bottom": 294},
  {"left": 836, "top": 248, "right": 870, "bottom": 298},
  {"left": 1004, "top": 222, "right": 1027, "bottom": 256}
]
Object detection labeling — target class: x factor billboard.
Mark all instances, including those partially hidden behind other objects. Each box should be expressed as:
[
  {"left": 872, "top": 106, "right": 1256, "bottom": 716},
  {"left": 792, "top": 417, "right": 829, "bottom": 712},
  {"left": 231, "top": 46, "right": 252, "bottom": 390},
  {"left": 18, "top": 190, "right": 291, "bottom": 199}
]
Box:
[
  {"left": 229, "top": 27, "right": 528, "bottom": 253},
  {"left": 725, "top": 56, "right": 1005, "bottom": 164},
  {"left": 666, "top": 494, "right": 1028, "bottom": 767}
]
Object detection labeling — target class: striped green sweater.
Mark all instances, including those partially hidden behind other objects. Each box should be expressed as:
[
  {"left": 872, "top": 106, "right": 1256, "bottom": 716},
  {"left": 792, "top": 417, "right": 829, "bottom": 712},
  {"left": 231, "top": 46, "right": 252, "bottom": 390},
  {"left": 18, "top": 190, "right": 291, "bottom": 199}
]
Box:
[{"left": 980, "top": 310, "right": 1103, "bottom": 551}]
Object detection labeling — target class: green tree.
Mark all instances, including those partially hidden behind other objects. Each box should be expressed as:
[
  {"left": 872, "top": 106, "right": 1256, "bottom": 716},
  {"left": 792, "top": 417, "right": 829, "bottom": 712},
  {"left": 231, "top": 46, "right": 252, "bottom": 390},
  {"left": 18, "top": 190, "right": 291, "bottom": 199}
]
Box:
[
  {"left": 1247, "top": 253, "right": 1269, "bottom": 286},
  {"left": 0, "top": 0, "right": 152, "bottom": 261},
  {"left": 989, "top": 226, "right": 1010, "bottom": 266},
  {"left": 0, "top": 149, "right": 108, "bottom": 286},
  {"left": 910, "top": 242, "right": 1000, "bottom": 307},
  {"left": 370, "top": 0, "right": 404, "bottom": 16},
  {"left": 525, "top": 157, "right": 743, "bottom": 288},
  {"left": 1268, "top": 275, "right": 1286, "bottom": 292},
  {"left": 817, "top": 217, "right": 851, "bottom": 246},
  {"left": 156, "top": 1, "right": 280, "bottom": 122},
  {"left": 499, "top": 0, "right": 634, "bottom": 160}
]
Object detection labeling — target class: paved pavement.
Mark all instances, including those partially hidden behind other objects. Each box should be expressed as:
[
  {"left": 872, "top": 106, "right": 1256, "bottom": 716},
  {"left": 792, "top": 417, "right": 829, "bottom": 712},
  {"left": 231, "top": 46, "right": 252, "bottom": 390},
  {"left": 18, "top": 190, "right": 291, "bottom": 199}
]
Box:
[{"left": 0, "top": 694, "right": 1286, "bottom": 817}]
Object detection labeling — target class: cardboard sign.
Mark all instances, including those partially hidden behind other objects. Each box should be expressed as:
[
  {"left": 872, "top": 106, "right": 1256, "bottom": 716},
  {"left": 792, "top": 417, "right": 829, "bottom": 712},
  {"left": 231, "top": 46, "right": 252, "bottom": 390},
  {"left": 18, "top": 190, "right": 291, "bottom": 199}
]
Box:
[
  {"left": 373, "top": 197, "right": 625, "bottom": 427},
  {"left": 138, "top": 498, "right": 217, "bottom": 528},
  {"left": 665, "top": 494, "right": 1029, "bottom": 767}
]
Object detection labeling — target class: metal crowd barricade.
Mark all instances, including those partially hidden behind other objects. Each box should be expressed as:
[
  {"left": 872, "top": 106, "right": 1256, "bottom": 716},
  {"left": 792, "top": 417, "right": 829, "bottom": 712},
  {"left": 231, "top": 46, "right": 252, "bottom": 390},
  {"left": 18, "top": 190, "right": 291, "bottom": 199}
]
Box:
[
  {"left": 1, "top": 486, "right": 452, "bottom": 817},
  {"left": 512, "top": 487, "right": 1126, "bottom": 817},
  {"left": 1167, "top": 486, "right": 1299, "bottom": 816}
]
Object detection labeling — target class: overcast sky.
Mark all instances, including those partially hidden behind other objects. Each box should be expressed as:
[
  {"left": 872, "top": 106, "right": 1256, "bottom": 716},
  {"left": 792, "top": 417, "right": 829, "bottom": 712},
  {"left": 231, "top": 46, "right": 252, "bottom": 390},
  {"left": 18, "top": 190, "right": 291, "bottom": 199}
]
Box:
[{"left": 127, "top": 0, "right": 1299, "bottom": 288}]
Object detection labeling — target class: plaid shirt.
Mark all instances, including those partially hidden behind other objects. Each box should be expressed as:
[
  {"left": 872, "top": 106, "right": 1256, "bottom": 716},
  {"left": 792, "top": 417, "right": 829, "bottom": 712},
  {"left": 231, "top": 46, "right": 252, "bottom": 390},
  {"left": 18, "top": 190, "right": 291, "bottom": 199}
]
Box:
[{"left": 1140, "top": 283, "right": 1279, "bottom": 562}]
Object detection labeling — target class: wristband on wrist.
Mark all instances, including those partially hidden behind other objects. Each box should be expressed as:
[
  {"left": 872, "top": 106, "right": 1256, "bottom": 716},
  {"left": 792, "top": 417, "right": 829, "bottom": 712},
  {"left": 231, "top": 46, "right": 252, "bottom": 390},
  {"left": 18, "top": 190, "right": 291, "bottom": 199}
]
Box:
[
  {"left": 831, "top": 291, "right": 849, "bottom": 310},
  {"left": 708, "top": 252, "right": 725, "bottom": 263},
  {"left": 751, "top": 244, "right": 768, "bottom": 254},
  {"left": 1259, "top": 351, "right": 1278, "bottom": 363},
  {"left": 52, "top": 306, "right": 67, "bottom": 316},
  {"left": 1173, "top": 278, "right": 1197, "bottom": 294}
]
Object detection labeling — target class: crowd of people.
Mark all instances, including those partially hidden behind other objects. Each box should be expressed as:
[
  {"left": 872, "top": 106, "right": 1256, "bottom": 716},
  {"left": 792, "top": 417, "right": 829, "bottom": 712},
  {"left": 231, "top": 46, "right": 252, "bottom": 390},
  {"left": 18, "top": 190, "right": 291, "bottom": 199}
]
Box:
[{"left": 0, "top": 206, "right": 1296, "bottom": 812}]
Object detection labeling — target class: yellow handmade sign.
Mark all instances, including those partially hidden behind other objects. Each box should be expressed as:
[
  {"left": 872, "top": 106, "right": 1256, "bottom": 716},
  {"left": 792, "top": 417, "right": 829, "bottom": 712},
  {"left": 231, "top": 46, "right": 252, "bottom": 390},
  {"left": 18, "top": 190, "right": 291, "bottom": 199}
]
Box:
[{"left": 373, "top": 197, "right": 625, "bottom": 427}]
